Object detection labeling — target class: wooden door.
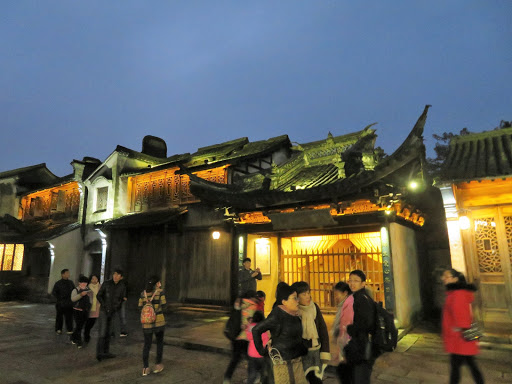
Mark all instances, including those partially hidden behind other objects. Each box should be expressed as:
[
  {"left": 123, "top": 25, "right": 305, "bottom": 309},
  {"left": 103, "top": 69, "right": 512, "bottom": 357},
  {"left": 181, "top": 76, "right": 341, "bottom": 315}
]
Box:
[{"left": 469, "top": 207, "right": 512, "bottom": 323}]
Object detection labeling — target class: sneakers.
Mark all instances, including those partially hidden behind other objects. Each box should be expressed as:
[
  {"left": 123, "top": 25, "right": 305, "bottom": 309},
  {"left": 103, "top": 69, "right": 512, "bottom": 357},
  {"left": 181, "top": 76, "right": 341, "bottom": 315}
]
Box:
[
  {"left": 142, "top": 367, "right": 150, "bottom": 377},
  {"left": 120, "top": 332, "right": 128, "bottom": 337},
  {"left": 71, "top": 340, "right": 77, "bottom": 345},
  {"left": 153, "top": 364, "right": 164, "bottom": 374},
  {"left": 56, "top": 330, "right": 62, "bottom": 335}
]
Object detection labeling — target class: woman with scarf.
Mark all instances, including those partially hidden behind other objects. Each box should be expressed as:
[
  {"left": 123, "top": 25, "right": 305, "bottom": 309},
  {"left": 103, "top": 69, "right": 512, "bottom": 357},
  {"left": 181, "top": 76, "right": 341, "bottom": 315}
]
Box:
[
  {"left": 332, "top": 281, "right": 353, "bottom": 383},
  {"left": 441, "top": 269, "right": 485, "bottom": 384},
  {"left": 291, "top": 281, "right": 330, "bottom": 384},
  {"left": 252, "top": 283, "right": 308, "bottom": 384},
  {"left": 84, "top": 274, "right": 101, "bottom": 344}
]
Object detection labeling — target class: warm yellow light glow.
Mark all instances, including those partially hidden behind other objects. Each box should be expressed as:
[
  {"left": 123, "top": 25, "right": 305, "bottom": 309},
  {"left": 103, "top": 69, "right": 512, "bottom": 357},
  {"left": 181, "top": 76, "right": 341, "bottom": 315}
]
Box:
[
  {"left": 212, "top": 231, "right": 220, "bottom": 240},
  {"left": 409, "top": 181, "right": 418, "bottom": 190},
  {"left": 255, "top": 237, "right": 270, "bottom": 245},
  {"left": 13, "top": 244, "right": 24, "bottom": 271},
  {"left": 459, "top": 216, "right": 470, "bottom": 230}
]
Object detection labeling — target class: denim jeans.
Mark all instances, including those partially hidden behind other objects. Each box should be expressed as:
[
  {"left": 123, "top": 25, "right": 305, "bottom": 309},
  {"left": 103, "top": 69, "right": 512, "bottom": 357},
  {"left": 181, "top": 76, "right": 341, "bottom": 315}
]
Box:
[
  {"left": 96, "top": 311, "right": 114, "bottom": 356},
  {"left": 71, "top": 310, "right": 88, "bottom": 345},
  {"left": 142, "top": 329, "right": 164, "bottom": 368},
  {"left": 248, "top": 357, "right": 264, "bottom": 384}
]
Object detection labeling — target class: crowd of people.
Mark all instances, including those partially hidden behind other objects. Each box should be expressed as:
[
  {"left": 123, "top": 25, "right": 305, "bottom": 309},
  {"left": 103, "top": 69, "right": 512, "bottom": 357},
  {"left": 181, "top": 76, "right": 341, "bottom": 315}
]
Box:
[
  {"left": 51, "top": 261, "right": 485, "bottom": 383},
  {"left": 51, "top": 268, "right": 166, "bottom": 377}
]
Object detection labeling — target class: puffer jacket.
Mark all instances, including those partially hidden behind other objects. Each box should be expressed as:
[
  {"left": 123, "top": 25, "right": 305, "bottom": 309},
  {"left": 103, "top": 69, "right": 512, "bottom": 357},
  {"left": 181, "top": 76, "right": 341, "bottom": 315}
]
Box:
[
  {"left": 252, "top": 306, "right": 307, "bottom": 361},
  {"left": 96, "top": 279, "right": 126, "bottom": 315},
  {"left": 442, "top": 282, "right": 479, "bottom": 356}
]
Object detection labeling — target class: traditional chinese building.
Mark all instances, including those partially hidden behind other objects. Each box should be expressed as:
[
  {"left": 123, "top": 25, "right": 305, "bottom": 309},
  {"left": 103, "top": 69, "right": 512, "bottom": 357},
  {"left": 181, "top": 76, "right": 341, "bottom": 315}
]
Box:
[
  {"left": 1, "top": 107, "right": 445, "bottom": 329},
  {"left": 439, "top": 126, "right": 512, "bottom": 328},
  {"left": 185, "top": 106, "right": 434, "bottom": 327},
  {"left": 0, "top": 158, "right": 100, "bottom": 299}
]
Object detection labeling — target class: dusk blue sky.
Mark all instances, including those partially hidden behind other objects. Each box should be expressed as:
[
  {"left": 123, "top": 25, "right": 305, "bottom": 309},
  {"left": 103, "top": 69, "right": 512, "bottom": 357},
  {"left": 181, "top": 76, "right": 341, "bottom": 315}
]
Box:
[{"left": 2, "top": 1, "right": 511, "bottom": 176}]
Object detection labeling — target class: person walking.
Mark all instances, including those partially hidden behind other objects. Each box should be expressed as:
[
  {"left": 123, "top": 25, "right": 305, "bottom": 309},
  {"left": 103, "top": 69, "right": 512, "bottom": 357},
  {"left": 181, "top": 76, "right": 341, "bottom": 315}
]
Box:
[
  {"left": 84, "top": 274, "right": 101, "bottom": 344},
  {"left": 51, "top": 268, "right": 75, "bottom": 335},
  {"left": 117, "top": 274, "right": 128, "bottom": 337},
  {"left": 246, "top": 311, "right": 270, "bottom": 384},
  {"left": 332, "top": 281, "right": 353, "bottom": 383},
  {"left": 441, "top": 268, "right": 485, "bottom": 384},
  {"left": 238, "top": 258, "right": 262, "bottom": 296},
  {"left": 223, "top": 290, "right": 260, "bottom": 384},
  {"left": 138, "top": 276, "right": 166, "bottom": 377},
  {"left": 95, "top": 269, "right": 126, "bottom": 361},
  {"left": 291, "top": 281, "right": 330, "bottom": 384},
  {"left": 252, "top": 283, "right": 308, "bottom": 384},
  {"left": 344, "top": 270, "right": 376, "bottom": 384},
  {"left": 70, "top": 275, "right": 91, "bottom": 348}
]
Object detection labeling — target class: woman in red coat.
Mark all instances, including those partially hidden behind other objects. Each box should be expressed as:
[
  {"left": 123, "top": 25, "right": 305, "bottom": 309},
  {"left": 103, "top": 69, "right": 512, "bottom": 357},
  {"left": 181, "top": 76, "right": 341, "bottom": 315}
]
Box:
[{"left": 441, "top": 269, "right": 484, "bottom": 384}]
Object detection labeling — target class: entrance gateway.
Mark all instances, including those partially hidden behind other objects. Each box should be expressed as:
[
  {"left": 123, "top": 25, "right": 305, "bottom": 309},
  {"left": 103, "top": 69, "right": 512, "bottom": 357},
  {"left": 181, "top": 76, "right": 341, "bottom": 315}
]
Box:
[{"left": 248, "top": 232, "right": 386, "bottom": 312}]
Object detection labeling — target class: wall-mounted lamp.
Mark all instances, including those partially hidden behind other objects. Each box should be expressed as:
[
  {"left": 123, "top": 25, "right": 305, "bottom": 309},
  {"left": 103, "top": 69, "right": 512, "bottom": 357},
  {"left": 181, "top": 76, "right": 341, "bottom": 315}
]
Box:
[
  {"left": 212, "top": 231, "right": 220, "bottom": 240},
  {"left": 459, "top": 216, "right": 470, "bottom": 230}
]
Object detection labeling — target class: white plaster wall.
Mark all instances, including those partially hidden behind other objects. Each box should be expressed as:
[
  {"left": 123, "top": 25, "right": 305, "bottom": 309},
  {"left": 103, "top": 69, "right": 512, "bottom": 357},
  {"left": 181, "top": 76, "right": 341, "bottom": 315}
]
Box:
[
  {"left": 389, "top": 223, "right": 422, "bottom": 328},
  {"left": 85, "top": 176, "right": 114, "bottom": 224},
  {"left": 47, "top": 228, "right": 84, "bottom": 292},
  {"left": 0, "top": 179, "right": 19, "bottom": 217}
]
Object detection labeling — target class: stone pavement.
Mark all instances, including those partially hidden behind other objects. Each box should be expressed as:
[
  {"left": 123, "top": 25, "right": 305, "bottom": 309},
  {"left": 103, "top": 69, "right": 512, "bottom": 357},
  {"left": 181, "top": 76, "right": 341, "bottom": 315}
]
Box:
[{"left": 1, "top": 301, "right": 511, "bottom": 384}]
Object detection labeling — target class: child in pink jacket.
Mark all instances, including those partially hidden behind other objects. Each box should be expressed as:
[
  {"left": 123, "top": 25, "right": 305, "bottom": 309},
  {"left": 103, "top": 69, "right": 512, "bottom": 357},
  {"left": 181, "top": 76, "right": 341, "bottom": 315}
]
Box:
[{"left": 245, "top": 311, "right": 269, "bottom": 384}]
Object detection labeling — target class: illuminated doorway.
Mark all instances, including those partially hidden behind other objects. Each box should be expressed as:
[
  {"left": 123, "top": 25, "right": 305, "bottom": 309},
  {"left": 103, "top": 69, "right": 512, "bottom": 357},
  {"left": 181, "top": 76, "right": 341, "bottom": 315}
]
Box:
[{"left": 281, "top": 233, "right": 384, "bottom": 310}]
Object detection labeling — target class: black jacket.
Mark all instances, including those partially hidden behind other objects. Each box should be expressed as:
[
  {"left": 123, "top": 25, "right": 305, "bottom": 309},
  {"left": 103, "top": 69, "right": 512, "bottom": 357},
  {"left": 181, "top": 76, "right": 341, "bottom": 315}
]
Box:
[
  {"left": 96, "top": 279, "right": 126, "bottom": 315},
  {"left": 238, "top": 267, "right": 262, "bottom": 296},
  {"left": 51, "top": 278, "right": 75, "bottom": 307},
  {"left": 252, "top": 306, "right": 307, "bottom": 361},
  {"left": 345, "top": 288, "right": 376, "bottom": 362}
]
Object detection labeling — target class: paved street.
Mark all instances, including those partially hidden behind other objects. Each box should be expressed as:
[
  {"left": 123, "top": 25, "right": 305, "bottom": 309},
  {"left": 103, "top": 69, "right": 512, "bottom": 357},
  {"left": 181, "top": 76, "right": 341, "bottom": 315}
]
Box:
[{"left": 1, "top": 302, "right": 511, "bottom": 384}]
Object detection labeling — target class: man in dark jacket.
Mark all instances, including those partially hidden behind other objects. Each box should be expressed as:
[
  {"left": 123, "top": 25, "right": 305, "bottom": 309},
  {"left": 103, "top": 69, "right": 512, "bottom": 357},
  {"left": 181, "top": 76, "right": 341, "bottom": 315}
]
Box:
[
  {"left": 95, "top": 269, "right": 126, "bottom": 361},
  {"left": 238, "top": 258, "right": 262, "bottom": 296},
  {"left": 51, "top": 268, "right": 75, "bottom": 335},
  {"left": 345, "top": 269, "right": 376, "bottom": 384}
]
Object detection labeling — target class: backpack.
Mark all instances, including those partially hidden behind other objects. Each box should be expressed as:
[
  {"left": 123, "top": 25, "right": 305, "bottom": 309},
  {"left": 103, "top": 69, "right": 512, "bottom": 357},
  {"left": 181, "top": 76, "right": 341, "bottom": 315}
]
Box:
[
  {"left": 140, "top": 290, "right": 157, "bottom": 324},
  {"left": 224, "top": 307, "right": 242, "bottom": 341},
  {"left": 372, "top": 301, "right": 398, "bottom": 356}
]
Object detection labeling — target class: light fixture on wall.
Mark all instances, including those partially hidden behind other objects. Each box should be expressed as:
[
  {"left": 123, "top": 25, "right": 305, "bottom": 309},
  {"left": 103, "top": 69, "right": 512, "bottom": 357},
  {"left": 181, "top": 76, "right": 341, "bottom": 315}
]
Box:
[
  {"left": 458, "top": 216, "right": 470, "bottom": 230},
  {"left": 408, "top": 180, "right": 419, "bottom": 190},
  {"left": 212, "top": 231, "right": 220, "bottom": 240}
]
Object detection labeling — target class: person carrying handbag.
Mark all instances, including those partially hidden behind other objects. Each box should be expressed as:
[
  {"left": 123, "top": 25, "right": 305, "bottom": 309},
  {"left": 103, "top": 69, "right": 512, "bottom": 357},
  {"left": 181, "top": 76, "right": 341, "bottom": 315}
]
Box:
[
  {"left": 441, "top": 269, "right": 485, "bottom": 384},
  {"left": 252, "top": 283, "right": 308, "bottom": 384}
]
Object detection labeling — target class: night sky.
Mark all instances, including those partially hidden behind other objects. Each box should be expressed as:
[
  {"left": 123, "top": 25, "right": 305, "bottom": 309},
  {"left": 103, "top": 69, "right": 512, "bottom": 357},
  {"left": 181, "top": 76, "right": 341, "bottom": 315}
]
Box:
[{"left": 2, "top": 1, "right": 511, "bottom": 176}]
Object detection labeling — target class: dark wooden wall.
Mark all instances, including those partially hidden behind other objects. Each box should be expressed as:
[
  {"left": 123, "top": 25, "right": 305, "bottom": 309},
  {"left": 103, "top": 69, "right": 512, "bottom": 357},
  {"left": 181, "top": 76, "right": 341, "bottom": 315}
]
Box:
[{"left": 109, "top": 226, "right": 232, "bottom": 305}]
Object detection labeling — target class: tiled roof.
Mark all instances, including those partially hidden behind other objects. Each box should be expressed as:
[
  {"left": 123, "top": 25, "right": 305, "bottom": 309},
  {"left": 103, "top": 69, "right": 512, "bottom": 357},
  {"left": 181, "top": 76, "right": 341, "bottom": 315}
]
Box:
[
  {"left": 188, "top": 105, "right": 430, "bottom": 210},
  {"left": 275, "top": 164, "right": 339, "bottom": 191},
  {"left": 101, "top": 207, "right": 187, "bottom": 228},
  {"left": 442, "top": 127, "right": 512, "bottom": 181}
]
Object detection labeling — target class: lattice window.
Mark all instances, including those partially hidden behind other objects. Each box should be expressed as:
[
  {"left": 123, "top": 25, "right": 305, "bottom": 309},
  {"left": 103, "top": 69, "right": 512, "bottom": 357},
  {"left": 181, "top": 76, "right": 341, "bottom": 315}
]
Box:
[
  {"left": 505, "top": 216, "right": 512, "bottom": 267},
  {"left": 474, "top": 217, "right": 502, "bottom": 273},
  {"left": 51, "top": 192, "right": 58, "bottom": 210},
  {"left": 13, "top": 244, "right": 23, "bottom": 271},
  {"left": 2, "top": 244, "right": 14, "bottom": 270},
  {"left": 0, "top": 244, "right": 24, "bottom": 271},
  {"left": 96, "top": 187, "right": 108, "bottom": 211}
]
